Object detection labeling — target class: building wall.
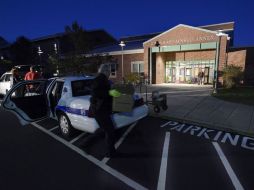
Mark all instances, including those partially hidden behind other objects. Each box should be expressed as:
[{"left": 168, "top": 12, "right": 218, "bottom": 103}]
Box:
[
  {"left": 110, "top": 53, "right": 144, "bottom": 82},
  {"left": 227, "top": 50, "right": 246, "bottom": 68},
  {"left": 155, "top": 53, "right": 166, "bottom": 84},
  {"left": 227, "top": 48, "right": 254, "bottom": 85}
]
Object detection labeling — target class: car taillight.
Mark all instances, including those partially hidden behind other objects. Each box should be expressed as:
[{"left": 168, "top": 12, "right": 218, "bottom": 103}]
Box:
[
  {"left": 133, "top": 98, "right": 144, "bottom": 108},
  {"left": 86, "top": 109, "right": 95, "bottom": 118},
  {"left": 139, "top": 98, "right": 144, "bottom": 105}
]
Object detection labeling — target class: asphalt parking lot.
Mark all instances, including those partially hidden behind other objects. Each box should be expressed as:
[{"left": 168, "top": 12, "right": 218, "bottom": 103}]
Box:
[{"left": 2, "top": 115, "right": 253, "bottom": 190}]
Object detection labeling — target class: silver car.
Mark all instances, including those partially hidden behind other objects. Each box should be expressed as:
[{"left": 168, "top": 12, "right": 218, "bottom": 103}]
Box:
[{"left": 0, "top": 72, "right": 11, "bottom": 96}]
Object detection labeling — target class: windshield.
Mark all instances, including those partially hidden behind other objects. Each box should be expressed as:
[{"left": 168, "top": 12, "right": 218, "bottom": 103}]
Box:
[{"left": 71, "top": 79, "right": 93, "bottom": 97}]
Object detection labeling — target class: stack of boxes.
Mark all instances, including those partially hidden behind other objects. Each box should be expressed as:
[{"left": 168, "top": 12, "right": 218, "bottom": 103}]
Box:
[{"left": 111, "top": 84, "right": 135, "bottom": 113}]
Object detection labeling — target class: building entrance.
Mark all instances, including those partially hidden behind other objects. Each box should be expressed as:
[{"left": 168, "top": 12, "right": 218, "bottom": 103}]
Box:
[{"left": 165, "top": 60, "right": 215, "bottom": 84}]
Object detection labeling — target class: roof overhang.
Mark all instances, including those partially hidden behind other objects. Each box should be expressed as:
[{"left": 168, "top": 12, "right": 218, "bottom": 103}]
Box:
[{"left": 86, "top": 49, "right": 144, "bottom": 57}]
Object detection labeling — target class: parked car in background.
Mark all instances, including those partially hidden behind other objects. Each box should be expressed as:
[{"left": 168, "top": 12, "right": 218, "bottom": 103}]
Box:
[
  {"left": 0, "top": 72, "right": 12, "bottom": 96},
  {"left": 1, "top": 76, "right": 149, "bottom": 137}
]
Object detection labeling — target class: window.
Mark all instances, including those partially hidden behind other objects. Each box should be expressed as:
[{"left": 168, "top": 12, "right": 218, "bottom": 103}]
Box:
[
  {"left": 110, "top": 63, "right": 116, "bottom": 77},
  {"left": 131, "top": 61, "right": 144, "bottom": 75},
  {"left": 5, "top": 74, "right": 11, "bottom": 82},
  {"left": 71, "top": 79, "right": 93, "bottom": 97}
]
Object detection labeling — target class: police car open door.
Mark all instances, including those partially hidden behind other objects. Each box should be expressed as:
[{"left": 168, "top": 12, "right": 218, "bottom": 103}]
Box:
[{"left": 2, "top": 80, "right": 49, "bottom": 125}]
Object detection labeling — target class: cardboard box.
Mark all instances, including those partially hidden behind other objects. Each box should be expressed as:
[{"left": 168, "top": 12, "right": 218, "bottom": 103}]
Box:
[
  {"left": 111, "top": 84, "right": 135, "bottom": 95},
  {"left": 112, "top": 94, "right": 134, "bottom": 112}
]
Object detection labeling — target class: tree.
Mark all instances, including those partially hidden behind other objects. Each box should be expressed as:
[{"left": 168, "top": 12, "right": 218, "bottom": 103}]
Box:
[
  {"left": 51, "top": 21, "right": 91, "bottom": 75},
  {"left": 10, "top": 36, "right": 36, "bottom": 65},
  {"left": 0, "top": 36, "right": 9, "bottom": 47},
  {"left": 65, "top": 21, "right": 90, "bottom": 55}
]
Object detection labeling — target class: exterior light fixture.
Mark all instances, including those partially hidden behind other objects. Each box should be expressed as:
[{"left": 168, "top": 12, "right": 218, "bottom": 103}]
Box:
[
  {"left": 119, "top": 41, "right": 126, "bottom": 81},
  {"left": 155, "top": 41, "right": 160, "bottom": 47},
  {"left": 38, "top": 46, "right": 43, "bottom": 55},
  {"left": 37, "top": 46, "right": 43, "bottom": 65},
  {"left": 54, "top": 43, "right": 58, "bottom": 53},
  {"left": 213, "top": 30, "right": 224, "bottom": 94}
]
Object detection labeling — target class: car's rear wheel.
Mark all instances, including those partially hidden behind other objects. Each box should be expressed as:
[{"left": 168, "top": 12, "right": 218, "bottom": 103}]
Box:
[
  {"left": 162, "top": 104, "right": 168, "bottom": 110},
  {"left": 58, "top": 113, "right": 75, "bottom": 137}
]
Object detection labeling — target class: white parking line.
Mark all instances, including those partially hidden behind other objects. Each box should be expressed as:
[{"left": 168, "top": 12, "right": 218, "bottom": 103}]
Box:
[
  {"left": 213, "top": 142, "right": 244, "bottom": 190},
  {"left": 102, "top": 122, "right": 137, "bottom": 163},
  {"left": 49, "top": 125, "right": 59, "bottom": 132},
  {"left": 157, "top": 132, "right": 170, "bottom": 190},
  {"left": 160, "top": 121, "right": 171, "bottom": 128},
  {"left": 31, "top": 122, "right": 148, "bottom": 190},
  {"left": 70, "top": 132, "right": 86, "bottom": 144}
]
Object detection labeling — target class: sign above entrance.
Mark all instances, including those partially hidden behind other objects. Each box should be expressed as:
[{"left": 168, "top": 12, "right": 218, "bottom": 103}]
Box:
[
  {"left": 150, "top": 35, "right": 217, "bottom": 46},
  {"left": 151, "top": 42, "right": 217, "bottom": 53}
]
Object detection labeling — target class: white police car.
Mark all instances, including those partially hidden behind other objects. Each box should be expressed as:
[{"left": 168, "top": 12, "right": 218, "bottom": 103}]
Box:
[{"left": 1, "top": 76, "right": 148, "bottom": 137}]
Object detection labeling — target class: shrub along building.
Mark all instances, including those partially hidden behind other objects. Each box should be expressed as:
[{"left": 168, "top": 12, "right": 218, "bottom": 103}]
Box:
[{"left": 89, "top": 22, "right": 254, "bottom": 86}]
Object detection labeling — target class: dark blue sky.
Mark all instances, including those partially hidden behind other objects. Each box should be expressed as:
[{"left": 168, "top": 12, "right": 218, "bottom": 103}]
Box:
[{"left": 0, "top": 0, "right": 253, "bottom": 46}]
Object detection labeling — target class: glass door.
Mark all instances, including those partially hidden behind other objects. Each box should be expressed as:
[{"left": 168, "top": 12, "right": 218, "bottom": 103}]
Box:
[
  {"left": 204, "top": 67, "right": 210, "bottom": 84},
  {"left": 165, "top": 62, "right": 176, "bottom": 83}
]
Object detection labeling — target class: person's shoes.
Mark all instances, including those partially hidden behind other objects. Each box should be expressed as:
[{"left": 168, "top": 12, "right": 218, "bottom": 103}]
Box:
[{"left": 80, "top": 139, "right": 92, "bottom": 148}]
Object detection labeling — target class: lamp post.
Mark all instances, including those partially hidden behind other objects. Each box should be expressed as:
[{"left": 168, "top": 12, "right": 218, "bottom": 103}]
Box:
[
  {"left": 54, "top": 43, "right": 58, "bottom": 53},
  {"left": 53, "top": 43, "right": 60, "bottom": 76},
  {"left": 119, "top": 41, "right": 126, "bottom": 81},
  {"left": 37, "top": 46, "right": 43, "bottom": 65},
  {"left": 213, "top": 30, "right": 224, "bottom": 94}
]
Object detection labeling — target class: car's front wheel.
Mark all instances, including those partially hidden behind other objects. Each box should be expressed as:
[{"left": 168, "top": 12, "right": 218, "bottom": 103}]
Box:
[{"left": 58, "top": 113, "right": 75, "bottom": 137}]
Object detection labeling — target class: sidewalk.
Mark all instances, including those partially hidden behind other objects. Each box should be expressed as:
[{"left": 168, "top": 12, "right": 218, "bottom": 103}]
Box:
[{"left": 143, "top": 84, "right": 254, "bottom": 136}]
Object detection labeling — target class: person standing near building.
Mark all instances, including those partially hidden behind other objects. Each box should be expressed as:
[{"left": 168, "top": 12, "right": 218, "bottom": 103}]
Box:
[
  {"left": 10, "top": 68, "right": 20, "bottom": 88},
  {"left": 24, "top": 66, "right": 39, "bottom": 81},
  {"left": 24, "top": 66, "right": 40, "bottom": 92},
  {"left": 201, "top": 71, "right": 204, "bottom": 85},
  {"left": 82, "top": 64, "right": 116, "bottom": 157},
  {"left": 198, "top": 70, "right": 204, "bottom": 85}
]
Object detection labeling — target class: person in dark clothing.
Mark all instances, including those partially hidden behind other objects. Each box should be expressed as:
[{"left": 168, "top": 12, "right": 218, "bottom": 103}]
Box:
[
  {"left": 82, "top": 64, "right": 116, "bottom": 157},
  {"left": 10, "top": 68, "right": 20, "bottom": 88}
]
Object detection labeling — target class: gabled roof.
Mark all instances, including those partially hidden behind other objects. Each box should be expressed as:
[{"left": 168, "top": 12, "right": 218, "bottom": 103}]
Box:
[
  {"left": 88, "top": 39, "right": 146, "bottom": 55},
  {"left": 32, "top": 32, "right": 65, "bottom": 42},
  {"left": 143, "top": 24, "right": 228, "bottom": 45},
  {"left": 32, "top": 29, "right": 116, "bottom": 44},
  {"left": 198, "top": 21, "right": 234, "bottom": 32},
  {"left": 120, "top": 32, "right": 160, "bottom": 42},
  {"left": 88, "top": 32, "right": 156, "bottom": 55}
]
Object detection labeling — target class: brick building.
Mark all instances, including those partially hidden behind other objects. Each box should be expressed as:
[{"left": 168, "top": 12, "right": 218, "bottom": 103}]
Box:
[{"left": 90, "top": 22, "right": 254, "bottom": 86}]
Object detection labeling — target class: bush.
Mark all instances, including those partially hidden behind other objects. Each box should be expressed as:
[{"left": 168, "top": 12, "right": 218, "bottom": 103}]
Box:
[
  {"left": 124, "top": 73, "right": 140, "bottom": 85},
  {"left": 222, "top": 65, "right": 243, "bottom": 89}
]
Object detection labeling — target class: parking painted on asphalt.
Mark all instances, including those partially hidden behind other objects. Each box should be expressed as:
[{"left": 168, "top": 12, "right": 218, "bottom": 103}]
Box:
[
  {"left": 28, "top": 116, "right": 254, "bottom": 190},
  {"left": 161, "top": 120, "right": 254, "bottom": 151}
]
